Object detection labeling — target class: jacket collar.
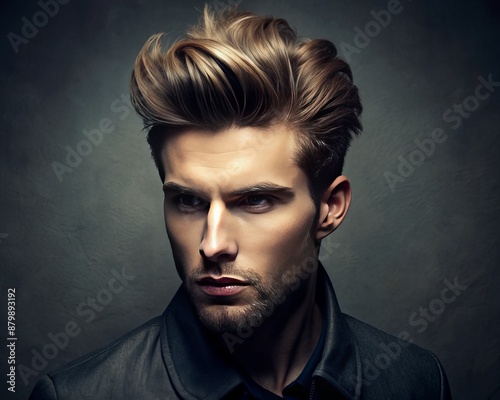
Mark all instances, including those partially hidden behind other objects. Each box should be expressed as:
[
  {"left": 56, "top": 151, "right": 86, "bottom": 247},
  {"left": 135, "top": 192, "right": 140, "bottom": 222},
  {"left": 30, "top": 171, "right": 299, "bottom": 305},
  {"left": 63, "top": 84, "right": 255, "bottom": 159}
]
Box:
[
  {"left": 313, "top": 265, "right": 362, "bottom": 399},
  {"left": 160, "top": 264, "right": 361, "bottom": 399}
]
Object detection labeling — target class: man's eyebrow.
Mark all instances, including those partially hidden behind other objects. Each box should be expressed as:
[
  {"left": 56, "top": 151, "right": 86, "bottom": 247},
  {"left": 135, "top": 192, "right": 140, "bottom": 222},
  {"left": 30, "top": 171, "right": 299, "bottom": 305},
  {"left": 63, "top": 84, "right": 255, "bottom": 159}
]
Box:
[
  {"left": 229, "top": 183, "right": 294, "bottom": 197},
  {"left": 162, "top": 182, "right": 197, "bottom": 194},
  {"left": 162, "top": 182, "right": 294, "bottom": 197}
]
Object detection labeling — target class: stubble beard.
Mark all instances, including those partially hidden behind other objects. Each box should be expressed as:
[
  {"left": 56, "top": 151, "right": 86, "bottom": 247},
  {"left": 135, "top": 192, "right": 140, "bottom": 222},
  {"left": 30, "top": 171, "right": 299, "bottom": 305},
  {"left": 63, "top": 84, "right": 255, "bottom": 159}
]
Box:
[
  {"left": 184, "top": 260, "right": 313, "bottom": 336},
  {"left": 186, "top": 253, "right": 320, "bottom": 337}
]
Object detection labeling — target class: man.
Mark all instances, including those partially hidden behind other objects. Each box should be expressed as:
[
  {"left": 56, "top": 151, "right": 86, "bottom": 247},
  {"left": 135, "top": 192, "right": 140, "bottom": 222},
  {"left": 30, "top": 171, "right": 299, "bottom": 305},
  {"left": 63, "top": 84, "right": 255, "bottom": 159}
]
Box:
[{"left": 30, "top": 5, "right": 451, "bottom": 400}]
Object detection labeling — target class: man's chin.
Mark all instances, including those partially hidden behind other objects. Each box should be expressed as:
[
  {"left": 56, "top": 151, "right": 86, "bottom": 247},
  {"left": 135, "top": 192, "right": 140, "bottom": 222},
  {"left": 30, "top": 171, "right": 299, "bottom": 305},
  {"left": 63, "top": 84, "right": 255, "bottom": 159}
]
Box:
[{"left": 196, "top": 304, "right": 249, "bottom": 335}]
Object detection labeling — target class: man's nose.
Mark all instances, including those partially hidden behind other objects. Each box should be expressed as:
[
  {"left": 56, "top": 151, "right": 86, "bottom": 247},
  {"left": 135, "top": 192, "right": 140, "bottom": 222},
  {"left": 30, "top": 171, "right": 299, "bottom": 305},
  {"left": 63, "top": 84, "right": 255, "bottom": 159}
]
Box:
[{"left": 199, "top": 201, "right": 237, "bottom": 262}]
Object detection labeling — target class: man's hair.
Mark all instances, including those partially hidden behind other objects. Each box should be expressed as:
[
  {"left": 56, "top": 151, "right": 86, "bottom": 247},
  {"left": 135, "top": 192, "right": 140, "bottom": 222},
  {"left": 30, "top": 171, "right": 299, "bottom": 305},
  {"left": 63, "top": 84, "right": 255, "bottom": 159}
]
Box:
[{"left": 130, "top": 5, "right": 362, "bottom": 202}]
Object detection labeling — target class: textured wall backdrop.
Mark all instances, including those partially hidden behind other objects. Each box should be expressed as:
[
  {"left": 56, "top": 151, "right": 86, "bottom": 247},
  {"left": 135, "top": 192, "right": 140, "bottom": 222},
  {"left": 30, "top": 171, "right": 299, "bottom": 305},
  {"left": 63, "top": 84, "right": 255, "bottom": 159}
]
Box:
[{"left": 2, "top": 0, "right": 499, "bottom": 399}]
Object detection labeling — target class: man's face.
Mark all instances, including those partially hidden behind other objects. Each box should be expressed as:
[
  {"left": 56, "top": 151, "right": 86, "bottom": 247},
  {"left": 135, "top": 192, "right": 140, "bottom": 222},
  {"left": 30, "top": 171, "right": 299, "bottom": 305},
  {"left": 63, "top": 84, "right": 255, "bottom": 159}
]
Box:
[{"left": 161, "top": 125, "right": 319, "bottom": 335}]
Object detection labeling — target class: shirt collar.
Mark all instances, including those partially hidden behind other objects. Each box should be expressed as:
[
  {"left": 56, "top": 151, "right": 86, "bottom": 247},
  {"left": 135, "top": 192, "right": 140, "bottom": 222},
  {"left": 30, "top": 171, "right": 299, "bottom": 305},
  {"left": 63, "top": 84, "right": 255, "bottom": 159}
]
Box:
[
  {"left": 160, "top": 264, "right": 361, "bottom": 399},
  {"left": 295, "top": 306, "right": 327, "bottom": 388}
]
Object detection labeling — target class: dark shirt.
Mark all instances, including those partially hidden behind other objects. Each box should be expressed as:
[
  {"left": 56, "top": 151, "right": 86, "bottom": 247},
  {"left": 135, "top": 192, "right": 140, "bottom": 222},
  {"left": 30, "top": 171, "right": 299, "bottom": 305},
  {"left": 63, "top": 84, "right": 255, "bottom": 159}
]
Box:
[{"left": 244, "top": 311, "right": 327, "bottom": 399}]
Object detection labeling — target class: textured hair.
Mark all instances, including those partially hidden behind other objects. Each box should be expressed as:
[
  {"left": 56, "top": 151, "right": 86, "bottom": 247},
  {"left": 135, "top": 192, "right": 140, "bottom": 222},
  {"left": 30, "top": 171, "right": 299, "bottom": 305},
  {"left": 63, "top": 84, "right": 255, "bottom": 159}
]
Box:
[{"left": 130, "top": 5, "right": 362, "bottom": 202}]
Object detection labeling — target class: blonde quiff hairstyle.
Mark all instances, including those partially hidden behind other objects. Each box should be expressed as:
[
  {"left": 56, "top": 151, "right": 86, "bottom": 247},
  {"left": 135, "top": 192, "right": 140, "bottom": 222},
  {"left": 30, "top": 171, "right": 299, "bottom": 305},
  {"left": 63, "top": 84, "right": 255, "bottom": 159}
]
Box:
[{"left": 130, "top": 5, "right": 362, "bottom": 202}]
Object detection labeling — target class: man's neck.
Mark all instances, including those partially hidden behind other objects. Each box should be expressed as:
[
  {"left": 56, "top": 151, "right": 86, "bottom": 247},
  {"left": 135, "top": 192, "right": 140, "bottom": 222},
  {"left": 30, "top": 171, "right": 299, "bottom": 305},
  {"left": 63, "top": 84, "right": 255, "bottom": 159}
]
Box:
[{"left": 229, "top": 273, "right": 323, "bottom": 397}]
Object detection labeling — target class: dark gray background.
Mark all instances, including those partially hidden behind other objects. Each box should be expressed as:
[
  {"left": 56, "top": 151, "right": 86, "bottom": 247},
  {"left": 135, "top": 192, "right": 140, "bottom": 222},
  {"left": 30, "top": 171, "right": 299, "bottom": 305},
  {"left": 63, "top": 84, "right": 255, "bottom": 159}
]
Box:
[{"left": 2, "top": 0, "right": 499, "bottom": 399}]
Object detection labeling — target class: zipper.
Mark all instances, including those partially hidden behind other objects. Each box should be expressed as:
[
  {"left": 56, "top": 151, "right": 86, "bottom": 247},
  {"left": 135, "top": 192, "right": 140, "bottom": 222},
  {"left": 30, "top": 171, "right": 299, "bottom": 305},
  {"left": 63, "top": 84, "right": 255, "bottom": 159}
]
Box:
[{"left": 309, "top": 379, "right": 316, "bottom": 400}]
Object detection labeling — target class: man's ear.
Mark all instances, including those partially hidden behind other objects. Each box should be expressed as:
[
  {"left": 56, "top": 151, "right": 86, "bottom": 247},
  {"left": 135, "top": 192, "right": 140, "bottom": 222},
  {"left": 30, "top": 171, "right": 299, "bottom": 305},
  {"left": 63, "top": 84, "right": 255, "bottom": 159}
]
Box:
[{"left": 316, "top": 175, "right": 352, "bottom": 240}]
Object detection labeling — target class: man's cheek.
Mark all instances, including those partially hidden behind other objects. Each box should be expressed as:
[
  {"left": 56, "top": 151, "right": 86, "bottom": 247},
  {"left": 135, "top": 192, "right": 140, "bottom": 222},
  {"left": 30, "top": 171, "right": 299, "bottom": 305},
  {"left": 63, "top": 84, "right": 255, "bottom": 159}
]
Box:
[{"left": 167, "top": 233, "right": 195, "bottom": 270}]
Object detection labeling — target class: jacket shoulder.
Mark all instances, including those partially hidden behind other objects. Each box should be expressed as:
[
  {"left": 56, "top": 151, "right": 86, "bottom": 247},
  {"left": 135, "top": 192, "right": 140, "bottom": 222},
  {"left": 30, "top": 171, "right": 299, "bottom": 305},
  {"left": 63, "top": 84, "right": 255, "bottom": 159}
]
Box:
[
  {"left": 29, "top": 316, "right": 174, "bottom": 400},
  {"left": 343, "top": 314, "right": 451, "bottom": 399}
]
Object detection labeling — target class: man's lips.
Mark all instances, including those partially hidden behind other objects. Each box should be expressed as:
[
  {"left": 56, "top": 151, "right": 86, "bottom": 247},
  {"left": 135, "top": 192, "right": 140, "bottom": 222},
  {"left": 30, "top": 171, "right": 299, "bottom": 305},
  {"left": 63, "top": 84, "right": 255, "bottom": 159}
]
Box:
[
  {"left": 196, "top": 276, "right": 249, "bottom": 296},
  {"left": 197, "top": 277, "right": 249, "bottom": 286}
]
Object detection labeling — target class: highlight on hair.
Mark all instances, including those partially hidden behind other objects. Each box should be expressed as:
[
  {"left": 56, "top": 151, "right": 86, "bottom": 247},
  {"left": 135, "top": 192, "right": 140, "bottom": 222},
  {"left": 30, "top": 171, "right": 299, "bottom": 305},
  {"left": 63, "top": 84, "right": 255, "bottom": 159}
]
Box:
[{"left": 130, "top": 5, "right": 362, "bottom": 199}]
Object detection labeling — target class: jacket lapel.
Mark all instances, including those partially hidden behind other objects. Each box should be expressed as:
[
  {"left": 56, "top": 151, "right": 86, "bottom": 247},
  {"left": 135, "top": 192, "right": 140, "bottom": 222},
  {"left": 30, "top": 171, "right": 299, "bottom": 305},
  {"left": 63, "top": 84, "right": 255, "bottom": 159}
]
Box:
[{"left": 160, "top": 286, "right": 243, "bottom": 399}]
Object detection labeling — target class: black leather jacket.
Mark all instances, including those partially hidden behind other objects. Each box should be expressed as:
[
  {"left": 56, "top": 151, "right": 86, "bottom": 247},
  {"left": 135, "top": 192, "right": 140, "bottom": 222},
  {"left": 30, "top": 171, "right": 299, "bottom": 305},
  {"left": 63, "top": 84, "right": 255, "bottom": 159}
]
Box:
[{"left": 29, "top": 266, "right": 452, "bottom": 399}]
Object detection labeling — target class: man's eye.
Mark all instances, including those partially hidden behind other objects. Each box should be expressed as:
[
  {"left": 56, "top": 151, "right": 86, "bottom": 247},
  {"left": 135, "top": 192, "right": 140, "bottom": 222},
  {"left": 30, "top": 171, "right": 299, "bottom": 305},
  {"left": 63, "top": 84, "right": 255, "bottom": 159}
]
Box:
[
  {"left": 175, "top": 194, "right": 207, "bottom": 210},
  {"left": 242, "top": 195, "right": 273, "bottom": 209}
]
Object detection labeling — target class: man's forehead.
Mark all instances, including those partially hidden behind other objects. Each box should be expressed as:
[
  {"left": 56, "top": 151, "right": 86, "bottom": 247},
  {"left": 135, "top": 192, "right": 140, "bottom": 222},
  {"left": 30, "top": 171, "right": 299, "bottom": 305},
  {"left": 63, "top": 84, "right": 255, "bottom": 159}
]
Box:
[
  {"left": 160, "top": 125, "right": 305, "bottom": 194},
  {"left": 161, "top": 126, "right": 298, "bottom": 170},
  {"left": 163, "top": 125, "right": 295, "bottom": 153}
]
